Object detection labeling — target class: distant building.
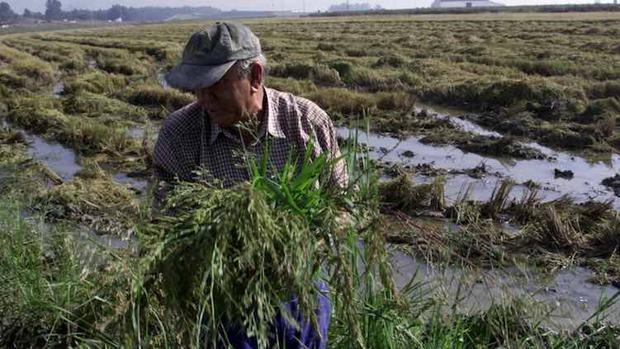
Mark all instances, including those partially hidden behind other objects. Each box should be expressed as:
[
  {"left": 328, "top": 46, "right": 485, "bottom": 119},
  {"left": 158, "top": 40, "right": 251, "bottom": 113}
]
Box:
[{"left": 431, "top": 0, "right": 504, "bottom": 8}]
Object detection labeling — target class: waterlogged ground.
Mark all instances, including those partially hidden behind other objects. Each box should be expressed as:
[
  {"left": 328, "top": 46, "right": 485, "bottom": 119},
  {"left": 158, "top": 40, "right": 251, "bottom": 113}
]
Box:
[
  {"left": 391, "top": 249, "right": 620, "bottom": 330},
  {"left": 0, "top": 12, "right": 619, "bottom": 335},
  {"left": 338, "top": 106, "right": 620, "bottom": 209}
]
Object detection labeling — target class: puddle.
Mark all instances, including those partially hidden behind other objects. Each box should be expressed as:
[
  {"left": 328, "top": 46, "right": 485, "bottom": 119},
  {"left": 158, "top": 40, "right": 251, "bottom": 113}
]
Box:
[
  {"left": 113, "top": 172, "right": 148, "bottom": 193},
  {"left": 339, "top": 127, "right": 620, "bottom": 209},
  {"left": 157, "top": 72, "right": 170, "bottom": 89},
  {"left": 3, "top": 121, "right": 150, "bottom": 194},
  {"left": 1, "top": 119, "right": 81, "bottom": 180},
  {"left": 25, "top": 132, "right": 82, "bottom": 181},
  {"left": 86, "top": 57, "right": 97, "bottom": 69},
  {"left": 52, "top": 82, "right": 65, "bottom": 97},
  {"left": 390, "top": 248, "right": 620, "bottom": 330},
  {"left": 127, "top": 126, "right": 145, "bottom": 139}
]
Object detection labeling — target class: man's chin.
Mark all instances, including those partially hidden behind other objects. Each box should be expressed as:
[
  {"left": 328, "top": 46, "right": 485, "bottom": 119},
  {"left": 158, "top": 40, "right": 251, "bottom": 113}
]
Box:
[{"left": 211, "top": 116, "right": 236, "bottom": 128}]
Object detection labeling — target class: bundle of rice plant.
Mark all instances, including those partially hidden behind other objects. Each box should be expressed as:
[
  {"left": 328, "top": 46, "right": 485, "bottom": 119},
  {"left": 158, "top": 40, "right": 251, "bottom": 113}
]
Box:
[{"left": 142, "top": 181, "right": 325, "bottom": 348}]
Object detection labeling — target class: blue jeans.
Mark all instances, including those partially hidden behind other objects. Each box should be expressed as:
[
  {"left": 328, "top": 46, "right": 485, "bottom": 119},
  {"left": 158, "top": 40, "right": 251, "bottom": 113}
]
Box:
[{"left": 221, "top": 281, "right": 331, "bottom": 349}]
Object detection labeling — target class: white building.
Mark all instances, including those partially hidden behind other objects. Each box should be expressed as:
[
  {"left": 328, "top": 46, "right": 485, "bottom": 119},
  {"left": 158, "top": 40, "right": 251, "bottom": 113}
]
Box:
[{"left": 431, "top": 0, "right": 504, "bottom": 8}]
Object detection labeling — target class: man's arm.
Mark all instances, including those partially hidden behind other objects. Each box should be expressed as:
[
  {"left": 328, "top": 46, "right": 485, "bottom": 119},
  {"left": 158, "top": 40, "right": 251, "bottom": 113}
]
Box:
[
  {"left": 305, "top": 104, "right": 349, "bottom": 189},
  {"left": 151, "top": 129, "right": 176, "bottom": 215}
]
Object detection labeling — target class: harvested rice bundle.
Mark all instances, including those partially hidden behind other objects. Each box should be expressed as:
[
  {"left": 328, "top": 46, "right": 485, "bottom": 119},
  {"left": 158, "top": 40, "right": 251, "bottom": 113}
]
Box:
[{"left": 143, "top": 182, "right": 325, "bottom": 348}]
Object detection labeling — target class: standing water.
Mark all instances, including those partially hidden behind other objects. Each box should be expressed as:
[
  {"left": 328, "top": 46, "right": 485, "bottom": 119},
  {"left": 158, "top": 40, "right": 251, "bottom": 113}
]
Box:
[{"left": 338, "top": 125, "right": 620, "bottom": 209}]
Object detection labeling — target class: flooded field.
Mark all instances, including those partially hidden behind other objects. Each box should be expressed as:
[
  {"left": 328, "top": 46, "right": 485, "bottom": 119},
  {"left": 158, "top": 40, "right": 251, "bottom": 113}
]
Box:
[{"left": 0, "top": 11, "right": 619, "bottom": 348}]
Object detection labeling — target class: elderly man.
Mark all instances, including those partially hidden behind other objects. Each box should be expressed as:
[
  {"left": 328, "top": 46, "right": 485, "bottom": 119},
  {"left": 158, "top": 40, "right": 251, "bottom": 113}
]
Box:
[{"left": 153, "top": 22, "right": 348, "bottom": 348}]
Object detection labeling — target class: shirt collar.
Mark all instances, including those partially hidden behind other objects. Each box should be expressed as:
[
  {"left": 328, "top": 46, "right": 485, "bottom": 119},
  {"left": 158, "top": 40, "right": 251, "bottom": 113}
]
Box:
[{"left": 206, "top": 87, "right": 285, "bottom": 145}]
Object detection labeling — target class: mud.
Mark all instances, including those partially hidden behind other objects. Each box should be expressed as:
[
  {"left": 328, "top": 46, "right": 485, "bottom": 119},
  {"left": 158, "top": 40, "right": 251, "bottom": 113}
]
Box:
[
  {"left": 602, "top": 174, "right": 620, "bottom": 197},
  {"left": 52, "top": 82, "right": 64, "bottom": 98}
]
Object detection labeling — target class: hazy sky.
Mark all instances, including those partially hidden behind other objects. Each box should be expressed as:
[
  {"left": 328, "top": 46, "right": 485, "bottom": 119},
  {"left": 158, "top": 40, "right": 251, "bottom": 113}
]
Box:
[{"left": 7, "top": 0, "right": 606, "bottom": 14}]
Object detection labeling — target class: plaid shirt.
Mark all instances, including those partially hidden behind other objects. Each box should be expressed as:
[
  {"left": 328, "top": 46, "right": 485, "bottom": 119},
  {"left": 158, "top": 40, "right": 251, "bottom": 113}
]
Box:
[{"left": 153, "top": 87, "right": 348, "bottom": 204}]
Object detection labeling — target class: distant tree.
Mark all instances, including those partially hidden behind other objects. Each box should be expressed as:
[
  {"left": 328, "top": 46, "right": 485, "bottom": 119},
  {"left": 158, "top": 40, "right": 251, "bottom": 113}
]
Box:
[
  {"left": 327, "top": 2, "right": 382, "bottom": 12},
  {"left": 0, "top": 2, "right": 16, "bottom": 22},
  {"left": 45, "top": 0, "right": 63, "bottom": 20},
  {"left": 107, "top": 5, "right": 128, "bottom": 20},
  {"left": 23, "top": 8, "right": 32, "bottom": 17}
]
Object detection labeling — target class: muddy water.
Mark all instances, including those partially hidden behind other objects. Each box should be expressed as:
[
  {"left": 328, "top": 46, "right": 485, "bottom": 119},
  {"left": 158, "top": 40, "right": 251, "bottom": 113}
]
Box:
[
  {"left": 390, "top": 248, "right": 620, "bottom": 329},
  {"left": 338, "top": 127, "right": 620, "bottom": 210},
  {"left": 2, "top": 121, "right": 149, "bottom": 192},
  {"left": 86, "top": 57, "right": 97, "bottom": 69},
  {"left": 157, "top": 72, "right": 170, "bottom": 89},
  {"left": 25, "top": 132, "right": 82, "bottom": 181},
  {"left": 52, "top": 82, "right": 65, "bottom": 98},
  {"left": 113, "top": 172, "right": 148, "bottom": 193},
  {"left": 127, "top": 126, "right": 145, "bottom": 139}
]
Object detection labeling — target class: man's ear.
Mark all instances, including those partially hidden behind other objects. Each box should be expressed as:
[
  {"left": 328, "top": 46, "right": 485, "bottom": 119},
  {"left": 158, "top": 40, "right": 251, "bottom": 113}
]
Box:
[{"left": 249, "top": 63, "right": 264, "bottom": 92}]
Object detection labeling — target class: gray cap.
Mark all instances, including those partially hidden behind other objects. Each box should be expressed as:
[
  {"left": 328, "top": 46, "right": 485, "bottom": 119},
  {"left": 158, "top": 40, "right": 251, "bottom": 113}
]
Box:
[{"left": 165, "top": 22, "right": 262, "bottom": 91}]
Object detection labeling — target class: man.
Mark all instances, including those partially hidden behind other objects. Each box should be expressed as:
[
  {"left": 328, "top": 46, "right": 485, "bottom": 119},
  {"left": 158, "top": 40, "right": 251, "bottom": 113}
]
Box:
[{"left": 153, "top": 22, "right": 348, "bottom": 348}]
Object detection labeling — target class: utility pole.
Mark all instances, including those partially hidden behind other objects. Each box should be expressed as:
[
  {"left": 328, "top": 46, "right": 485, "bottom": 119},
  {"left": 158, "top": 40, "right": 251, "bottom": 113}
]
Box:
[{"left": 346, "top": 0, "right": 350, "bottom": 10}]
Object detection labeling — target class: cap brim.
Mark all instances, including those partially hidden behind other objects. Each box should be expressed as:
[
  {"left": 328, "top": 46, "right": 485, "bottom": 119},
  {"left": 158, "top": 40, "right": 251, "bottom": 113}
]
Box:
[{"left": 165, "top": 60, "right": 237, "bottom": 91}]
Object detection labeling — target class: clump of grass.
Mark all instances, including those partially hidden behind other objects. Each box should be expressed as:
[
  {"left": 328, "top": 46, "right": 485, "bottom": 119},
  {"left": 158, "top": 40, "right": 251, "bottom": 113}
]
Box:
[
  {"left": 375, "top": 91, "right": 415, "bottom": 111},
  {"left": 0, "top": 70, "right": 28, "bottom": 89},
  {"left": 266, "top": 76, "right": 318, "bottom": 95},
  {"left": 3, "top": 94, "right": 143, "bottom": 168},
  {"left": 372, "top": 54, "right": 407, "bottom": 68},
  {"left": 5, "top": 97, "right": 68, "bottom": 133},
  {"left": 0, "top": 44, "right": 54, "bottom": 90},
  {"left": 37, "top": 171, "right": 139, "bottom": 236},
  {"left": 270, "top": 62, "right": 343, "bottom": 86},
  {"left": 345, "top": 67, "right": 404, "bottom": 91},
  {"left": 537, "top": 126, "right": 596, "bottom": 150},
  {"left": 481, "top": 180, "right": 514, "bottom": 219},
  {"left": 121, "top": 83, "right": 194, "bottom": 112},
  {"left": 60, "top": 116, "right": 137, "bottom": 155},
  {"left": 63, "top": 91, "right": 148, "bottom": 122},
  {"left": 0, "top": 196, "right": 127, "bottom": 347},
  {"left": 63, "top": 71, "right": 128, "bottom": 95},
  {"left": 577, "top": 97, "right": 620, "bottom": 123},
  {"left": 588, "top": 254, "right": 620, "bottom": 287},
  {"left": 379, "top": 175, "right": 445, "bottom": 214},
  {"left": 459, "top": 135, "right": 546, "bottom": 160},
  {"left": 523, "top": 204, "right": 585, "bottom": 253},
  {"left": 307, "top": 87, "right": 377, "bottom": 115},
  {"left": 0, "top": 128, "right": 26, "bottom": 144},
  {"left": 423, "top": 78, "right": 587, "bottom": 120},
  {"left": 0, "top": 198, "right": 76, "bottom": 347},
  {"left": 89, "top": 50, "right": 148, "bottom": 76}
]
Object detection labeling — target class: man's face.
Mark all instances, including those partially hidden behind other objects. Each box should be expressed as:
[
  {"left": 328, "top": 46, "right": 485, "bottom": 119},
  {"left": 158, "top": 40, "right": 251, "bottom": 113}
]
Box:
[{"left": 196, "top": 66, "right": 253, "bottom": 129}]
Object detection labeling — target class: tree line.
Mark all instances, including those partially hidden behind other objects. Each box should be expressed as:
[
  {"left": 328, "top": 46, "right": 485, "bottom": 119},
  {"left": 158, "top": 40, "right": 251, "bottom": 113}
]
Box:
[{"left": 0, "top": 1, "right": 221, "bottom": 23}]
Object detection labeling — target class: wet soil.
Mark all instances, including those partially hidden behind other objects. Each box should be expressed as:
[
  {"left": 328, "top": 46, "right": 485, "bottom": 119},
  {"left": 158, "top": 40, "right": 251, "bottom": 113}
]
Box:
[{"left": 602, "top": 174, "right": 620, "bottom": 197}]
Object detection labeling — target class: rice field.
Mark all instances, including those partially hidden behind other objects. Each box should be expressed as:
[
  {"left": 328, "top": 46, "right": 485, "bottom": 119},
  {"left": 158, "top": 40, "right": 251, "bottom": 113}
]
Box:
[{"left": 0, "top": 11, "right": 619, "bottom": 347}]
